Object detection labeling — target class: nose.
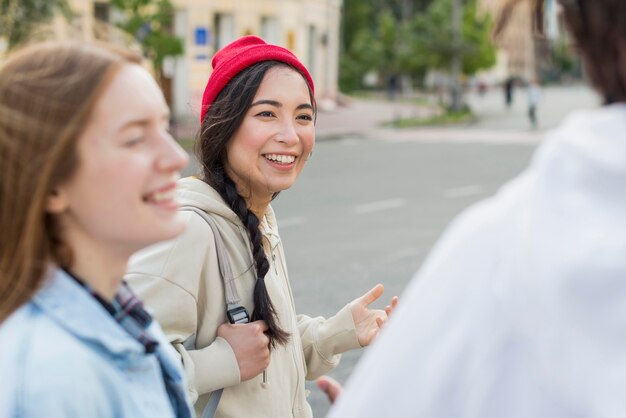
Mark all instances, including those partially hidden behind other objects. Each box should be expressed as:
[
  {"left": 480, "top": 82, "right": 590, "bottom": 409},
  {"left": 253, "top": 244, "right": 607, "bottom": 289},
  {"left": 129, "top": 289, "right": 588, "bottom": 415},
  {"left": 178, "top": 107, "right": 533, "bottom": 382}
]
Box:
[
  {"left": 276, "top": 119, "right": 299, "bottom": 146},
  {"left": 156, "top": 133, "right": 189, "bottom": 172}
]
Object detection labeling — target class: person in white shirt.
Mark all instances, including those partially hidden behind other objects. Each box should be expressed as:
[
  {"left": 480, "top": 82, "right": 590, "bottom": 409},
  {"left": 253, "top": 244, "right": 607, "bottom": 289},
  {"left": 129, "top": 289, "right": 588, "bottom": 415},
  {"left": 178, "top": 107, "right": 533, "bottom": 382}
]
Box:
[{"left": 326, "top": 0, "right": 626, "bottom": 416}]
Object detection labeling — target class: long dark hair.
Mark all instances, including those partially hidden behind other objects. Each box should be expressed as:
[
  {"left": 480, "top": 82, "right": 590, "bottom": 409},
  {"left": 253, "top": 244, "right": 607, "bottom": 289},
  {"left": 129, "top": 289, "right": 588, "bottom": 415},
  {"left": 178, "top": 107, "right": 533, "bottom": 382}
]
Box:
[{"left": 196, "top": 60, "right": 315, "bottom": 348}]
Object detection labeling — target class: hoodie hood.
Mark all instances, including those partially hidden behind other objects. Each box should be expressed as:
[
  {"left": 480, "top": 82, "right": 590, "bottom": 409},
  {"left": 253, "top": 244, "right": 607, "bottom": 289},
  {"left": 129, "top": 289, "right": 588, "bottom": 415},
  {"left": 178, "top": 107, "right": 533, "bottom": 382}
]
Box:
[
  {"left": 544, "top": 103, "right": 626, "bottom": 177},
  {"left": 500, "top": 104, "right": 626, "bottom": 410},
  {"left": 176, "top": 177, "right": 241, "bottom": 225},
  {"left": 518, "top": 104, "right": 626, "bottom": 311}
]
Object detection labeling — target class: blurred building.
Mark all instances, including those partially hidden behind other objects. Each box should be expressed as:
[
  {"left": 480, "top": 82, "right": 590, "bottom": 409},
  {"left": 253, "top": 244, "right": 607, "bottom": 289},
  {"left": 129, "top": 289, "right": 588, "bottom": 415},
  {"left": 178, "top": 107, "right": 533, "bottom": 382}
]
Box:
[
  {"left": 479, "top": 0, "right": 537, "bottom": 82},
  {"left": 66, "top": 0, "right": 342, "bottom": 121},
  {"left": 477, "top": 0, "right": 564, "bottom": 84}
]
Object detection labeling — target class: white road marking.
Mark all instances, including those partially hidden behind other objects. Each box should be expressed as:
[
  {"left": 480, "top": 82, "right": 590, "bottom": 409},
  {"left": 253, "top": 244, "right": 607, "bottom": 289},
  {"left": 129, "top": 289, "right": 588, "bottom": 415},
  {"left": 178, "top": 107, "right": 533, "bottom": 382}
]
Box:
[
  {"left": 338, "top": 137, "right": 363, "bottom": 145},
  {"left": 443, "top": 184, "right": 485, "bottom": 198},
  {"left": 354, "top": 198, "right": 406, "bottom": 214},
  {"left": 381, "top": 247, "right": 419, "bottom": 264}
]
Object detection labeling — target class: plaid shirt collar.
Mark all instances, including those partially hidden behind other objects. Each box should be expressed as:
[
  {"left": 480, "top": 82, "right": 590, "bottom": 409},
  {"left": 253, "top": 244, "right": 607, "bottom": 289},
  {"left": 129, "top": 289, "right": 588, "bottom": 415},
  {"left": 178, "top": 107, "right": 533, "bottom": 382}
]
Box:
[{"left": 64, "top": 269, "right": 159, "bottom": 354}]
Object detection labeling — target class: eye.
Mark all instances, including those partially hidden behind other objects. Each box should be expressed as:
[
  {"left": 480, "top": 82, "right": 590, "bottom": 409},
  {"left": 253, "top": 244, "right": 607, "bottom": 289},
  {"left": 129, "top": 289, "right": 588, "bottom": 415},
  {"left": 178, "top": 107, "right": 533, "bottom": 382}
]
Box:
[
  {"left": 296, "top": 113, "right": 313, "bottom": 122},
  {"left": 255, "top": 111, "right": 275, "bottom": 118},
  {"left": 124, "top": 137, "right": 145, "bottom": 147}
]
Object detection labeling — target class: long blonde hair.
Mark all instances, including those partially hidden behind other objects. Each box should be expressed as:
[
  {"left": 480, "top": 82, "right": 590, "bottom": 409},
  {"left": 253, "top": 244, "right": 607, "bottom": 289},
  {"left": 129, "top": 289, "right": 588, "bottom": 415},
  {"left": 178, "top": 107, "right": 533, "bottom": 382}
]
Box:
[{"left": 0, "top": 41, "right": 141, "bottom": 322}]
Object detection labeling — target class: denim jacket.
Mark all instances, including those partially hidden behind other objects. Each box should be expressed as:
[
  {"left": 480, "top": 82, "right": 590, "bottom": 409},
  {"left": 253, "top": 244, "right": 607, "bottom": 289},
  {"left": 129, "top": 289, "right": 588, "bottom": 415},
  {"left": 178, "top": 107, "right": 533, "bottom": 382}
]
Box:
[{"left": 0, "top": 268, "right": 194, "bottom": 418}]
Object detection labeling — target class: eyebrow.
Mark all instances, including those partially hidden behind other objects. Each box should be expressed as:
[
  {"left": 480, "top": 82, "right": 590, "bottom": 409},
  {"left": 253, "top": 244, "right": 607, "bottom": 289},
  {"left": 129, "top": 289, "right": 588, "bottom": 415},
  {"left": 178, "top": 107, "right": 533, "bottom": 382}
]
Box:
[
  {"left": 250, "top": 99, "right": 313, "bottom": 111},
  {"left": 251, "top": 99, "right": 281, "bottom": 108},
  {"left": 118, "top": 114, "right": 170, "bottom": 131}
]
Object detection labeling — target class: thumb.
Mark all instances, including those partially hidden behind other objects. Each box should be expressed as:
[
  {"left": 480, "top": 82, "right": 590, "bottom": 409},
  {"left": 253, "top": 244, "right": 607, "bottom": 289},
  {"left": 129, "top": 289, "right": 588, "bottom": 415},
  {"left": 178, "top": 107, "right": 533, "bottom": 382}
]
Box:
[
  {"left": 357, "top": 284, "right": 384, "bottom": 306},
  {"left": 317, "top": 376, "right": 343, "bottom": 404}
]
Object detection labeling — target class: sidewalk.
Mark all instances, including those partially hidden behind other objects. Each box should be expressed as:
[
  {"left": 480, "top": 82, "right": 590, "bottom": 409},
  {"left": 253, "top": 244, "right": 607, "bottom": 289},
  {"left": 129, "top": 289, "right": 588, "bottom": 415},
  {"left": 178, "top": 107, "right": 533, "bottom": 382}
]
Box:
[
  {"left": 316, "top": 84, "right": 600, "bottom": 144},
  {"left": 315, "top": 98, "right": 437, "bottom": 140}
]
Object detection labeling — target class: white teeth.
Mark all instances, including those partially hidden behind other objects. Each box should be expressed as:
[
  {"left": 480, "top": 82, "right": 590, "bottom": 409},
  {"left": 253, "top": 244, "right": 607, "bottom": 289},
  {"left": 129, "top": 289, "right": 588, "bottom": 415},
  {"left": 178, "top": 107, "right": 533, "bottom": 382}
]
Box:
[
  {"left": 265, "top": 154, "right": 296, "bottom": 164},
  {"left": 148, "top": 190, "right": 174, "bottom": 203}
]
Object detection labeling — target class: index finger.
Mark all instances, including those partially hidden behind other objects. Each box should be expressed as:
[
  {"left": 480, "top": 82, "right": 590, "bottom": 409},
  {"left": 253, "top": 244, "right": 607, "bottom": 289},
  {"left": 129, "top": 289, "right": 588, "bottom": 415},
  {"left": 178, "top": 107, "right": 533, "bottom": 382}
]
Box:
[{"left": 358, "top": 284, "right": 384, "bottom": 306}]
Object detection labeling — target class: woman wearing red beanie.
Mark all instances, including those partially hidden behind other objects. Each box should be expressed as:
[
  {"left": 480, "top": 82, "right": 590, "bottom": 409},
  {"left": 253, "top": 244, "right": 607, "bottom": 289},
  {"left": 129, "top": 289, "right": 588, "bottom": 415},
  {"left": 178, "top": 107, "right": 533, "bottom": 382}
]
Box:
[{"left": 126, "top": 35, "right": 397, "bottom": 418}]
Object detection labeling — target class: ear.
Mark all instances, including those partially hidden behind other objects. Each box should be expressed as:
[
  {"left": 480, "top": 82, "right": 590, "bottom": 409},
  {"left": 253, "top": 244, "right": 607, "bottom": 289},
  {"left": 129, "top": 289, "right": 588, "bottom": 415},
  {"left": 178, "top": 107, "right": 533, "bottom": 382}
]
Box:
[{"left": 46, "top": 187, "right": 69, "bottom": 214}]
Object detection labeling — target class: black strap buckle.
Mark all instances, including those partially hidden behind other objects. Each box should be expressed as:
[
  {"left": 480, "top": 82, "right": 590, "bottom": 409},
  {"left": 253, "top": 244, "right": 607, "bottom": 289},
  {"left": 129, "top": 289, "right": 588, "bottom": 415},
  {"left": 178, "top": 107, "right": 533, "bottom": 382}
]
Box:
[{"left": 227, "top": 306, "right": 250, "bottom": 324}]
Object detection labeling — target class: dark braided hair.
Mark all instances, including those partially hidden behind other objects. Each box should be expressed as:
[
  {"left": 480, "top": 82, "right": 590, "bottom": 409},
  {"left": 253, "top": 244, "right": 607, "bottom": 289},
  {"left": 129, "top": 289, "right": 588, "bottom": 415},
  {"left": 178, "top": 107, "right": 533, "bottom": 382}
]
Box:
[{"left": 196, "top": 60, "right": 315, "bottom": 349}]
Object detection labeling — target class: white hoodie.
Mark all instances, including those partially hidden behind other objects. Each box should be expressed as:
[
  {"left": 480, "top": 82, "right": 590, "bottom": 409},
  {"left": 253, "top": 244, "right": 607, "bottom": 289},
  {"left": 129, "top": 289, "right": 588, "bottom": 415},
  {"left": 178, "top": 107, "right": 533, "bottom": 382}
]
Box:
[{"left": 329, "top": 104, "right": 626, "bottom": 418}]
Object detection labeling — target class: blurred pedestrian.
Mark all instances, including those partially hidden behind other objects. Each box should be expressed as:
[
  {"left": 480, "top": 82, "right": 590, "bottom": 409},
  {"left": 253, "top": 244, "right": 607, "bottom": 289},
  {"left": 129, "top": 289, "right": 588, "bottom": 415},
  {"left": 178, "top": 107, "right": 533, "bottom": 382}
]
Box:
[
  {"left": 477, "top": 79, "right": 488, "bottom": 96},
  {"left": 0, "top": 41, "right": 193, "bottom": 417},
  {"left": 327, "top": 0, "right": 626, "bottom": 416},
  {"left": 527, "top": 78, "right": 543, "bottom": 128},
  {"left": 125, "top": 35, "right": 397, "bottom": 418},
  {"left": 504, "top": 75, "right": 515, "bottom": 107},
  {"left": 387, "top": 73, "right": 399, "bottom": 101}
]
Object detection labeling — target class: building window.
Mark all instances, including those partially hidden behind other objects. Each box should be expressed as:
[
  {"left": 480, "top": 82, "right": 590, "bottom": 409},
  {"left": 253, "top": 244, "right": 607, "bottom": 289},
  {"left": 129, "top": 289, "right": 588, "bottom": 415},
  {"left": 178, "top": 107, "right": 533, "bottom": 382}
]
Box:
[
  {"left": 94, "top": 2, "right": 109, "bottom": 22},
  {"left": 261, "top": 16, "right": 279, "bottom": 44},
  {"left": 214, "top": 13, "right": 235, "bottom": 50}
]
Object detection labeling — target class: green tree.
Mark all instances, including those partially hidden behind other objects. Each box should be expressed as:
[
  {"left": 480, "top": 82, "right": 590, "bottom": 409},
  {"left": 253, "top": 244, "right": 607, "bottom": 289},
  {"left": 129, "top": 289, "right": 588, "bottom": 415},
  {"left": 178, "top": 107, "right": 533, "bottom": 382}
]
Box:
[
  {"left": 340, "top": 2, "right": 431, "bottom": 92},
  {"left": 460, "top": 0, "right": 497, "bottom": 74},
  {"left": 341, "top": 0, "right": 375, "bottom": 52},
  {"left": 111, "top": 0, "right": 184, "bottom": 87},
  {"left": 552, "top": 37, "right": 577, "bottom": 76},
  {"left": 339, "top": 0, "right": 494, "bottom": 93},
  {"left": 418, "top": 0, "right": 496, "bottom": 74},
  {"left": 339, "top": 0, "right": 377, "bottom": 91},
  {"left": 0, "top": 0, "right": 71, "bottom": 50}
]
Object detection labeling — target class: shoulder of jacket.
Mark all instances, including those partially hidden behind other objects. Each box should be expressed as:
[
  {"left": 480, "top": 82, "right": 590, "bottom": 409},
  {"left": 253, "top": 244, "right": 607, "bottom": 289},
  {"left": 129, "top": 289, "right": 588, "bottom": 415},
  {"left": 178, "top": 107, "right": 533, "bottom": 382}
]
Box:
[
  {"left": 7, "top": 306, "right": 117, "bottom": 388},
  {"left": 129, "top": 210, "right": 220, "bottom": 273}
]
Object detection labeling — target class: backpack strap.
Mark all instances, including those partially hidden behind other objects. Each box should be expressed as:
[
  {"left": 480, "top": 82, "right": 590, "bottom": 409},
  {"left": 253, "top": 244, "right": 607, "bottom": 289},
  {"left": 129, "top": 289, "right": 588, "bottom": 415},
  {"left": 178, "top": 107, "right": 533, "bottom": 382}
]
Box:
[
  {"left": 180, "top": 206, "right": 250, "bottom": 322},
  {"left": 180, "top": 206, "right": 250, "bottom": 418}
]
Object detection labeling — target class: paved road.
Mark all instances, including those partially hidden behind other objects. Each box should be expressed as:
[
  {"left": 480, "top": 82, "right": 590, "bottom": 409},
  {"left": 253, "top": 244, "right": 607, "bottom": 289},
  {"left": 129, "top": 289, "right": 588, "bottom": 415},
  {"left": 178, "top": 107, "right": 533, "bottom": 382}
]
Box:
[{"left": 179, "top": 84, "right": 600, "bottom": 417}]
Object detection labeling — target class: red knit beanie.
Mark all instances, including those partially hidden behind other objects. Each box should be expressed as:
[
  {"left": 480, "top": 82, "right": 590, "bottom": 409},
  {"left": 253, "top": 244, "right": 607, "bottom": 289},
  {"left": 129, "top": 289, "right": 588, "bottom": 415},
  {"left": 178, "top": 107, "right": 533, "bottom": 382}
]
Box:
[{"left": 200, "top": 35, "right": 315, "bottom": 122}]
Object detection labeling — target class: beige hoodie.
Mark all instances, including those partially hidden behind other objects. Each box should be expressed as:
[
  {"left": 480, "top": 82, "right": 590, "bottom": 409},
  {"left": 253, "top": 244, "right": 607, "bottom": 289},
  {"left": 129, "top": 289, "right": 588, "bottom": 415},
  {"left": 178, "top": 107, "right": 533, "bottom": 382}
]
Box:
[{"left": 126, "top": 177, "right": 360, "bottom": 418}]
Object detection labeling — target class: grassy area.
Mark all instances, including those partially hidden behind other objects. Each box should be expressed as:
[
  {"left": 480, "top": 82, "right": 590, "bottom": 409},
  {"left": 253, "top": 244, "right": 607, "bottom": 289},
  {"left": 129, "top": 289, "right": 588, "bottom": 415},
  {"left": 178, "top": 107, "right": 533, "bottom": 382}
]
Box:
[{"left": 383, "top": 108, "right": 475, "bottom": 128}]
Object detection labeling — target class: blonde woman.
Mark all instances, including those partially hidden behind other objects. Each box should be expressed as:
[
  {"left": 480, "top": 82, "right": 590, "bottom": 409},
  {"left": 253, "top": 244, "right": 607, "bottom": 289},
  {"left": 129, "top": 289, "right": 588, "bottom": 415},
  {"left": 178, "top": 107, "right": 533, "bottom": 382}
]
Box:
[{"left": 0, "top": 41, "right": 193, "bottom": 417}]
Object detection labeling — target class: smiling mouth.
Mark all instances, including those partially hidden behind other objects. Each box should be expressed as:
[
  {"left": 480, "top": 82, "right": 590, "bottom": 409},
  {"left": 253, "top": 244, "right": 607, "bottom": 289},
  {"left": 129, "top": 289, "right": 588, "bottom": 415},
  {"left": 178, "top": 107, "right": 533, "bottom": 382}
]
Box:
[
  {"left": 264, "top": 154, "right": 296, "bottom": 165},
  {"left": 143, "top": 185, "right": 176, "bottom": 204}
]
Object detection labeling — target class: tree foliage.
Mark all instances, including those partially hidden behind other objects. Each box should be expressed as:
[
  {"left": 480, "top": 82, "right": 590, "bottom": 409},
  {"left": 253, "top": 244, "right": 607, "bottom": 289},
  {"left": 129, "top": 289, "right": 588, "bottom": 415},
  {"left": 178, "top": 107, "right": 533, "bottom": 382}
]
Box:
[
  {"left": 111, "top": 0, "right": 184, "bottom": 85},
  {"left": 340, "top": 0, "right": 497, "bottom": 92},
  {"left": 552, "top": 37, "right": 577, "bottom": 75},
  {"left": 0, "top": 0, "right": 71, "bottom": 49},
  {"left": 418, "top": 0, "right": 496, "bottom": 73}
]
